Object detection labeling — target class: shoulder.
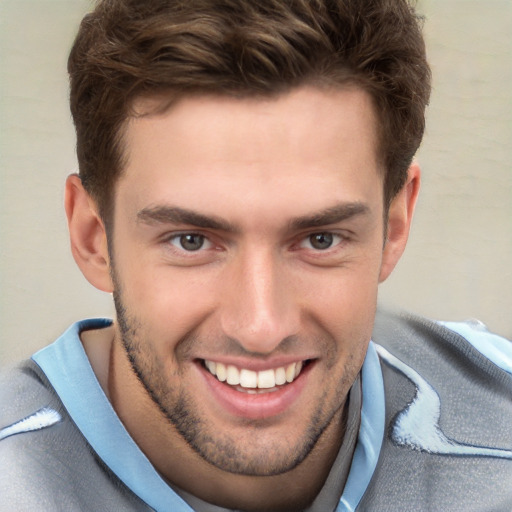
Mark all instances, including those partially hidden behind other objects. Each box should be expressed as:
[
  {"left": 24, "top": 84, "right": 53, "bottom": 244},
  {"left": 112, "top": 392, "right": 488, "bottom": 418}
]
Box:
[
  {"left": 0, "top": 360, "right": 72, "bottom": 508},
  {"left": 0, "top": 357, "right": 150, "bottom": 511},
  {"left": 373, "top": 309, "right": 512, "bottom": 381},
  {"left": 371, "top": 309, "right": 512, "bottom": 449},
  {"left": 361, "top": 310, "right": 512, "bottom": 511},
  {"left": 0, "top": 359, "right": 61, "bottom": 432}
]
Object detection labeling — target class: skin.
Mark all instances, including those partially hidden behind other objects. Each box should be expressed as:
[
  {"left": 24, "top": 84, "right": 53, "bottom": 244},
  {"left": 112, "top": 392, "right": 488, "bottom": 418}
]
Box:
[{"left": 66, "top": 86, "right": 419, "bottom": 511}]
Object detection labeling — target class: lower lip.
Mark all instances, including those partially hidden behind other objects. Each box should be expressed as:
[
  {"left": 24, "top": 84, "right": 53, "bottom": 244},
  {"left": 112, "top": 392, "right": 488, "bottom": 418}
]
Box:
[{"left": 199, "top": 363, "right": 312, "bottom": 420}]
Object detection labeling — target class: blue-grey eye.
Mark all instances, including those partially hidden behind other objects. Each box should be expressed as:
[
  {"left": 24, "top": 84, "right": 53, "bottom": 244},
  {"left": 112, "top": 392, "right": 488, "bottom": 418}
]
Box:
[
  {"left": 177, "top": 234, "right": 205, "bottom": 251},
  {"left": 308, "top": 233, "right": 334, "bottom": 250}
]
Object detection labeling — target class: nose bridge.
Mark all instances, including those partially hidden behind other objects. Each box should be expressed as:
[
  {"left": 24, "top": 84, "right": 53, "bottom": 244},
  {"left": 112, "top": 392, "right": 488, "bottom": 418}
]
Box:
[{"left": 220, "top": 246, "right": 298, "bottom": 354}]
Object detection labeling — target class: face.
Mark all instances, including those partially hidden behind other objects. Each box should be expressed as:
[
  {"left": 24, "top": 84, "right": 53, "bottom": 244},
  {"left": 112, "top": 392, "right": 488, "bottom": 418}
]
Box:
[{"left": 109, "top": 87, "right": 387, "bottom": 476}]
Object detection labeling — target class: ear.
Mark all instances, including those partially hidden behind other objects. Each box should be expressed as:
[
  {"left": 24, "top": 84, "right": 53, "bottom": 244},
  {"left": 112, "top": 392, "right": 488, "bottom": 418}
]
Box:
[
  {"left": 379, "top": 162, "right": 421, "bottom": 283},
  {"left": 65, "top": 174, "right": 113, "bottom": 292}
]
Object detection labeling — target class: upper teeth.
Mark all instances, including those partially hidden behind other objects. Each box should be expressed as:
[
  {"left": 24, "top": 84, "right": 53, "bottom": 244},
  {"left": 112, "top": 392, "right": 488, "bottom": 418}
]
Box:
[{"left": 204, "top": 360, "right": 304, "bottom": 389}]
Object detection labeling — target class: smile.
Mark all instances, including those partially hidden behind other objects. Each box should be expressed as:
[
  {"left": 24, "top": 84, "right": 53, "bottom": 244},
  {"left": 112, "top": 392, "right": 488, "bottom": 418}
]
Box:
[{"left": 203, "top": 360, "right": 307, "bottom": 392}]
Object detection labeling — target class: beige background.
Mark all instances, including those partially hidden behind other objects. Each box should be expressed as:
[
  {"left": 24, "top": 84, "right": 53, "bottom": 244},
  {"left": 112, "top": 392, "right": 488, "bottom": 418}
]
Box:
[{"left": 1, "top": 0, "right": 511, "bottom": 365}]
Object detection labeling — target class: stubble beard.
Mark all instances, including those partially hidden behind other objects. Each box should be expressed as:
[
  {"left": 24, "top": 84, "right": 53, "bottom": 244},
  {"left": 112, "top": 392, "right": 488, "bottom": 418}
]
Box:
[{"left": 112, "top": 287, "right": 356, "bottom": 477}]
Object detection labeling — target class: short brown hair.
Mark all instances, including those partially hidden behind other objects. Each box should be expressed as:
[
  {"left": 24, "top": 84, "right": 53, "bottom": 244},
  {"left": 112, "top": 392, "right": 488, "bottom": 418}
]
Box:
[{"left": 68, "top": 0, "right": 431, "bottom": 221}]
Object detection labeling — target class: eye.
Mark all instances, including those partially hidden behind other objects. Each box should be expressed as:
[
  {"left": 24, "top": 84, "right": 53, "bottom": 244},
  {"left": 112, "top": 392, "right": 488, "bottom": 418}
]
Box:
[
  {"left": 169, "top": 233, "right": 212, "bottom": 252},
  {"left": 300, "top": 232, "right": 342, "bottom": 251}
]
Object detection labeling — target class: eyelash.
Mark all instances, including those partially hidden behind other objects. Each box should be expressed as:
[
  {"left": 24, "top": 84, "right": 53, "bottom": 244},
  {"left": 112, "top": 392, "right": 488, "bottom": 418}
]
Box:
[
  {"left": 297, "top": 232, "right": 346, "bottom": 251},
  {"left": 167, "top": 233, "right": 214, "bottom": 252},
  {"left": 163, "top": 230, "right": 348, "bottom": 256}
]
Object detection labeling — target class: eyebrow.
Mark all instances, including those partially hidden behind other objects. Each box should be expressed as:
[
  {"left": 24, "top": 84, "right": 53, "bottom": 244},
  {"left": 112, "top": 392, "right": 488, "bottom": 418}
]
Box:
[
  {"left": 137, "top": 206, "right": 238, "bottom": 232},
  {"left": 137, "top": 201, "right": 371, "bottom": 234},
  {"left": 289, "top": 202, "right": 371, "bottom": 231}
]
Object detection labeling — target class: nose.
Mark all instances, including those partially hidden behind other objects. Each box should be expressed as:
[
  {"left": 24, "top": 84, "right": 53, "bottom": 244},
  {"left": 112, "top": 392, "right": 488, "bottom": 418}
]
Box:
[{"left": 219, "top": 247, "right": 300, "bottom": 354}]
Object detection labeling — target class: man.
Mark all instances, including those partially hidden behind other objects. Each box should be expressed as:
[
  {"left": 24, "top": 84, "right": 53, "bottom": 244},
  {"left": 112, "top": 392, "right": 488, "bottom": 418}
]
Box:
[{"left": 1, "top": 0, "right": 511, "bottom": 510}]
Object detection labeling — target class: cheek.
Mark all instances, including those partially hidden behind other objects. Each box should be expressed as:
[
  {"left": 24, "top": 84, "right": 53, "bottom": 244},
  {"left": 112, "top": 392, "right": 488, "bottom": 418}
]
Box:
[
  {"left": 304, "top": 260, "right": 380, "bottom": 347},
  {"left": 120, "top": 264, "right": 219, "bottom": 336},
  {"left": 308, "top": 254, "right": 381, "bottom": 310}
]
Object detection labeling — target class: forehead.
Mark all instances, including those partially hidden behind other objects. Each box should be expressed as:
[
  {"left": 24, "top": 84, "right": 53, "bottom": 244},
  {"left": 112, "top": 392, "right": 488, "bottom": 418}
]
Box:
[
  {"left": 127, "top": 86, "right": 379, "bottom": 160},
  {"left": 117, "top": 86, "right": 383, "bottom": 224}
]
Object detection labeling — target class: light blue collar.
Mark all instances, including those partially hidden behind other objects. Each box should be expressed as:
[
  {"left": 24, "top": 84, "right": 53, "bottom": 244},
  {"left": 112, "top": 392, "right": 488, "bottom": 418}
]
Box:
[
  {"left": 33, "top": 319, "right": 195, "bottom": 512},
  {"left": 336, "top": 341, "right": 385, "bottom": 512}
]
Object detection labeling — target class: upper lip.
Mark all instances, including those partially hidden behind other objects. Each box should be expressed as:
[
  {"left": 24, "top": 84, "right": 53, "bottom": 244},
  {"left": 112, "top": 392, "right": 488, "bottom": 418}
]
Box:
[{"left": 195, "top": 356, "right": 315, "bottom": 372}]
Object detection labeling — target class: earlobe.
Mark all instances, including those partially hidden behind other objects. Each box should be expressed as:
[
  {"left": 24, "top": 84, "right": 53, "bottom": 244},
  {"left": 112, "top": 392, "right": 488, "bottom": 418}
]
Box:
[
  {"left": 65, "top": 174, "right": 114, "bottom": 293},
  {"left": 379, "top": 162, "right": 421, "bottom": 283}
]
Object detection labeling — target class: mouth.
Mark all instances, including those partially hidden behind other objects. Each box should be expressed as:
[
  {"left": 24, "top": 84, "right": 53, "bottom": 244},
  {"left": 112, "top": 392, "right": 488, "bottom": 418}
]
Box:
[
  {"left": 197, "top": 357, "right": 315, "bottom": 419},
  {"left": 202, "top": 359, "right": 311, "bottom": 394}
]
